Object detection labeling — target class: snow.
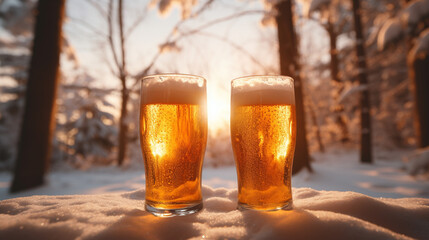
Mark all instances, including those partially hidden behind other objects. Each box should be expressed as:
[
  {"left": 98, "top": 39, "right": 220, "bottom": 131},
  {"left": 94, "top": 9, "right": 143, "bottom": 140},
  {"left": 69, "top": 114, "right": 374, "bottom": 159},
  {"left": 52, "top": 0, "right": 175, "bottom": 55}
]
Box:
[
  {"left": 409, "top": 28, "right": 429, "bottom": 62},
  {"left": 150, "top": 0, "right": 198, "bottom": 19},
  {"left": 338, "top": 82, "right": 368, "bottom": 103},
  {"left": 298, "top": 0, "right": 331, "bottom": 17},
  {"left": 401, "top": 0, "right": 429, "bottom": 27},
  {"left": 405, "top": 146, "right": 429, "bottom": 176},
  {"left": 377, "top": 19, "right": 403, "bottom": 51},
  {"left": 0, "top": 0, "right": 21, "bottom": 13},
  {"left": 1, "top": 150, "right": 429, "bottom": 200},
  {"left": 377, "top": 0, "right": 429, "bottom": 51},
  {"left": 1, "top": 185, "right": 428, "bottom": 239},
  {"left": 1, "top": 150, "right": 429, "bottom": 239},
  {"left": 159, "top": 41, "right": 182, "bottom": 53}
]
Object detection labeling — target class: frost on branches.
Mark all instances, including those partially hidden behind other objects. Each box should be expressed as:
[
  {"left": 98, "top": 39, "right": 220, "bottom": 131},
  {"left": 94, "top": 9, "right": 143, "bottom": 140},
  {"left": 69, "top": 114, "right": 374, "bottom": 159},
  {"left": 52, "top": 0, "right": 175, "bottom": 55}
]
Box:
[
  {"left": 55, "top": 74, "right": 117, "bottom": 169},
  {"left": 150, "top": 0, "right": 198, "bottom": 19},
  {"left": 409, "top": 28, "right": 429, "bottom": 61},
  {"left": 377, "top": 0, "right": 429, "bottom": 50},
  {"left": 0, "top": 0, "right": 81, "bottom": 170}
]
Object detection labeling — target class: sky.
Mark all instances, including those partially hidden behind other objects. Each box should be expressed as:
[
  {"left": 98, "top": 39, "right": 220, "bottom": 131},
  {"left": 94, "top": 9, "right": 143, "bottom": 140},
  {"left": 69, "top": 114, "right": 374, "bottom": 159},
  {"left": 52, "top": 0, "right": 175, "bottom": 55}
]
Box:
[
  {"left": 65, "top": 0, "right": 262, "bottom": 130},
  {"left": 64, "top": 0, "right": 336, "bottom": 133}
]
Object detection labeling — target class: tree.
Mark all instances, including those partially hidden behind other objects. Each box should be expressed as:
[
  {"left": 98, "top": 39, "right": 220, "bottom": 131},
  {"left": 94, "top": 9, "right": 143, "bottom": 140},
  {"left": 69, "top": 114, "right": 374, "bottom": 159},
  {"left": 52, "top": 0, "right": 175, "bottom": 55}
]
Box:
[
  {"left": 275, "top": 0, "right": 312, "bottom": 174},
  {"left": 0, "top": 0, "right": 35, "bottom": 170},
  {"left": 82, "top": 0, "right": 210, "bottom": 166},
  {"left": 408, "top": 30, "right": 429, "bottom": 148},
  {"left": 79, "top": 0, "right": 257, "bottom": 166},
  {"left": 300, "top": 0, "right": 351, "bottom": 144},
  {"left": 376, "top": 0, "right": 429, "bottom": 148},
  {"left": 352, "top": 0, "right": 372, "bottom": 164},
  {"left": 56, "top": 73, "right": 118, "bottom": 168},
  {"left": 403, "top": 0, "right": 429, "bottom": 148},
  {"left": 10, "top": 0, "right": 66, "bottom": 192}
]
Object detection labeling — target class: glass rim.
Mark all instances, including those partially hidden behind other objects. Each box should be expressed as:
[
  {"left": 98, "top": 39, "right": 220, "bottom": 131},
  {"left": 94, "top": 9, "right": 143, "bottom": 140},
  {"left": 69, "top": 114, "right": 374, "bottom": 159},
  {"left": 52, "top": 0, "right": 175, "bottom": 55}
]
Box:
[
  {"left": 231, "top": 75, "right": 294, "bottom": 85},
  {"left": 141, "top": 73, "right": 206, "bottom": 83}
]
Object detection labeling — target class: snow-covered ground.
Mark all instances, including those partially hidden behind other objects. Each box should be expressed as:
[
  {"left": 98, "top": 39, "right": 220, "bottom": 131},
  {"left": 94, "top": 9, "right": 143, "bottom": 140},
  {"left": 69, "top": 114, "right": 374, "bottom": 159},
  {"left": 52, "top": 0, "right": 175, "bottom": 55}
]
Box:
[
  {"left": 0, "top": 149, "right": 429, "bottom": 239},
  {"left": 1, "top": 149, "right": 428, "bottom": 200},
  {"left": 1, "top": 185, "right": 428, "bottom": 240}
]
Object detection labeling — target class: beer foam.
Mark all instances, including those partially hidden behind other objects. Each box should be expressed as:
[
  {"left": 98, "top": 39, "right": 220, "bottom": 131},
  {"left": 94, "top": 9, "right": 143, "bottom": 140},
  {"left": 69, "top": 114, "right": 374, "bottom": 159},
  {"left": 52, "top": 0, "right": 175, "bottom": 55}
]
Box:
[
  {"left": 141, "top": 74, "right": 206, "bottom": 104},
  {"left": 231, "top": 76, "right": 295, "bottom": 106}
]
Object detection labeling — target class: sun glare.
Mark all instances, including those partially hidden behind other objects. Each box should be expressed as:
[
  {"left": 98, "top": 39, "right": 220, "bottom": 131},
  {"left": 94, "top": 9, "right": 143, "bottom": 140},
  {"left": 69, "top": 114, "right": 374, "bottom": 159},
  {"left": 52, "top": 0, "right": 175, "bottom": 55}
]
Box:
[{"left": 207, "top": 86, "right": 230, "bottom": 133}]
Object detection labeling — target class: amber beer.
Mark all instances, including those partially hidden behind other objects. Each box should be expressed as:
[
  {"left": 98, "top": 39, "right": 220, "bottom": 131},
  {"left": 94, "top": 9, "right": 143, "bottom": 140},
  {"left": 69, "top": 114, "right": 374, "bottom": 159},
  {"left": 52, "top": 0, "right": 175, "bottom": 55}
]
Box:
[
  {"left": 140, "top": 74, "right": 207, "bottom": 217},
  {"left": 231, "top": 76, "right": 296, "bottom": 210}
]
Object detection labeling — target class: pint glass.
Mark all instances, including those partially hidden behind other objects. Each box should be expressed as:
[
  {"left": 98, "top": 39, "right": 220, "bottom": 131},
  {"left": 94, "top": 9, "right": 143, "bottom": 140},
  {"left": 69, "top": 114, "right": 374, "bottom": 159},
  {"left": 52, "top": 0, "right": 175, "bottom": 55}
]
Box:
[
  {"left": 230, "top": 75, "right": 296, "bottom": 211},
  {"left": 140, "top": 74, "right": 207, "bottom": 217}
]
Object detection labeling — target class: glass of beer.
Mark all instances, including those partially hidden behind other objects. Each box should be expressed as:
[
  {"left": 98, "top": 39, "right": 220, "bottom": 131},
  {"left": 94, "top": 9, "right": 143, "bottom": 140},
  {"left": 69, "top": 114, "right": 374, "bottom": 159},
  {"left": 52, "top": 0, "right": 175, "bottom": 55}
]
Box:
[
  {"left": 140, "top": 74, "right": 207, "bottom": 217},
  {"left": 230, "top": 75, "right": 296, "bottom": 211}
]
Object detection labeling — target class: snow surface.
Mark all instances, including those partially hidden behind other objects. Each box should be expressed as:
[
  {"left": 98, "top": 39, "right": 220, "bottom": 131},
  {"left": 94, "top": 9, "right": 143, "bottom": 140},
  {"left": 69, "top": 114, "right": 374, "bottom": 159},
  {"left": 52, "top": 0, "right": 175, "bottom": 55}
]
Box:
[
  {"left": 1, "top": 150, "right": 429, "bottom": 200},
  {"left": 1, "top": 150, "right": 429, "bottom": 239},
  {"left": 1, "top": 185, "right": 428, "bottom": 240}
]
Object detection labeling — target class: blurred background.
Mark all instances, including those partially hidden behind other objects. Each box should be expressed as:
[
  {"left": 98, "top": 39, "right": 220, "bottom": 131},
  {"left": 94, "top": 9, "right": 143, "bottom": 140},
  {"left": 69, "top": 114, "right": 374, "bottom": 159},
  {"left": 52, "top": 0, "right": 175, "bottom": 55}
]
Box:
[{"left": 0, "top": 0, "right": 428, "bottom": 194}]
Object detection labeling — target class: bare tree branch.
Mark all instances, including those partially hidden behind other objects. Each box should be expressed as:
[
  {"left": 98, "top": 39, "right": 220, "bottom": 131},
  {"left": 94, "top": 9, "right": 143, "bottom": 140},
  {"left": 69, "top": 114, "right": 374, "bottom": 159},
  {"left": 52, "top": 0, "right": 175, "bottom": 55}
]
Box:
[
  {"left": 178, "top": 10, "right": 264, "bottom": 38},
  {"left": 101, "top": 46, "right": 119, "bottom": 77},
  {"left": 118, "top": 0, "right": 126, "bottom": 79},
  {"left": 125, "top": 3, "right": 149, "bottom": 39},
  {"left": 107, "top": 0, "right": 121, "bottom": 74},
  {"left": 86, "top": 0, "right": 108, "bottom": 18},
  {"left": 68, "top": 16, "right": 107, "bottom": 38},
  {"left": 189, "top": 0, "right": 215, "bottom": 18},
  {"left": 132, "top": 9, "right": 265, "bottom": 83},
  {"left": 196, "top": 31, "right": 268, "bottom": 72}
]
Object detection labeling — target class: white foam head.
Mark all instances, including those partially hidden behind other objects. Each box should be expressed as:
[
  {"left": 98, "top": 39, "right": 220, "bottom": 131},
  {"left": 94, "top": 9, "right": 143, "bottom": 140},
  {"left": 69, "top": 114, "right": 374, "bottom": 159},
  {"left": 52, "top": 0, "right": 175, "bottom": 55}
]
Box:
[
  {"left": 231, "top": 75, "right": 295, "bottom": 106},
  {"left": 141, "top": 74, "right": 206, "bottom": 105}
]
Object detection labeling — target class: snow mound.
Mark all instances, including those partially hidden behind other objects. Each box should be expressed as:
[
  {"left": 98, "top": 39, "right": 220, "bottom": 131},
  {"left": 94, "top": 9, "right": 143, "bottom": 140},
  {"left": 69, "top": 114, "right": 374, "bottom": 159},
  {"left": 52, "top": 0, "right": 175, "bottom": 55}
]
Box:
[
  {"left": 1, "top": 186, "right": 428, "bottom": 239},
  {"left": 405, "top": 146, "right": 429, "bottom": 176},
  {"left": 377, "top": 19, "right": 403, "bottom": 51}
]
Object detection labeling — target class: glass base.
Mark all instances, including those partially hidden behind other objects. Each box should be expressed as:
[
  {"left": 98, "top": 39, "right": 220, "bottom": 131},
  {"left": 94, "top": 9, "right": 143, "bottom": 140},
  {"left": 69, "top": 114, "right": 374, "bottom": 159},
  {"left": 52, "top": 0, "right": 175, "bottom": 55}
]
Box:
[
  {"left": 237, "top": 199, "right": 293, "bottom": 211},
  {"left": 145, "top": 201, "right": 203, "bottom": 217}
]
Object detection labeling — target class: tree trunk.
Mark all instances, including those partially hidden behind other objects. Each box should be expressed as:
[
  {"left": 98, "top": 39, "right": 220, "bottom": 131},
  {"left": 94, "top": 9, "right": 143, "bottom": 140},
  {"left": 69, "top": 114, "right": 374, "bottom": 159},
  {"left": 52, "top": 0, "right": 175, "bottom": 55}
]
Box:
[
  {"left": 327, "top": 15, "right": 350, "bottom": 143},
  {"left": 308, "top": 99, "right": 325, "bottom": 152},
  {"left": 117, "top": 81, "right": 128, "bottom": 166},
  {"left": 116, "top": 0, "right": 128, "bottom": 166},
  {"left": 10, "top": 0, "right": 65, "bottom": 192},
  {"left": 276, "top": 0, "right": 312, "bottom": 174},
  {"left": 408, "top": 52, "right": 429, "bottom": 148},
  {"left": 352, "top": 0, "right": 373, "bottom": 164}
]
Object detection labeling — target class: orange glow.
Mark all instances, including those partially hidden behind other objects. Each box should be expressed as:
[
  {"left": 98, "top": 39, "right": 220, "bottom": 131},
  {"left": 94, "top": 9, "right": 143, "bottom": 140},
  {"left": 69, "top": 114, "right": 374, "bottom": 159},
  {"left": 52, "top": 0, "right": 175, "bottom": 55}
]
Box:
[
  {"left": 207, "top": 86, "right": 230, "bottom": 132},
  {"left": 140, "top": 104, "right": 207, "bottom": 209},
  {"left": 231, "top": 104, "right": 296, "bottom": 210}
]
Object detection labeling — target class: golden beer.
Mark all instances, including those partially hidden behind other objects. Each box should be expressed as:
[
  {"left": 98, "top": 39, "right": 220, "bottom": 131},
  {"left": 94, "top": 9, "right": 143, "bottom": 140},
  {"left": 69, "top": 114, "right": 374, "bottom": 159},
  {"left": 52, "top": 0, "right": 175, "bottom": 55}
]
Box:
[
  {"left": 140, "top": 74, "right": 207, "bottom": 217},
  {"left": 231, "top": 76, "right": 296, "bottom": 210}
]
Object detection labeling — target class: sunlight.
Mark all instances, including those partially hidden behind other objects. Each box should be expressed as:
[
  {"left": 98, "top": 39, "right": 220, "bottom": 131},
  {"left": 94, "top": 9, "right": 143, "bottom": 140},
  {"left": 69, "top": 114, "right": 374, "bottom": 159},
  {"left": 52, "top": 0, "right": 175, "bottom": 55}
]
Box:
[
  {"left": 275, "top": 137, "right": 290, "bottom": 162},
  {"left": 150, "top": 139, "right": 167, "bottom": 158},
  {"left": 207, "top": 86, "right": 230, "bottom": 133}
]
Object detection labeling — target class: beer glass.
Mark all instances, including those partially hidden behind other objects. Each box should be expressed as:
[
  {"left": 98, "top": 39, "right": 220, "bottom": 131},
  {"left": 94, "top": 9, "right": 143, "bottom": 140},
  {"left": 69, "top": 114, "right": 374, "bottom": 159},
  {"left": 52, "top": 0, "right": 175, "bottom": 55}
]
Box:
[
  {"left": 230, "top": 75, "right": 296, "bottom": 211},
  {"left": 140, "top": 74, "right": 207, "bottom": 217}
]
